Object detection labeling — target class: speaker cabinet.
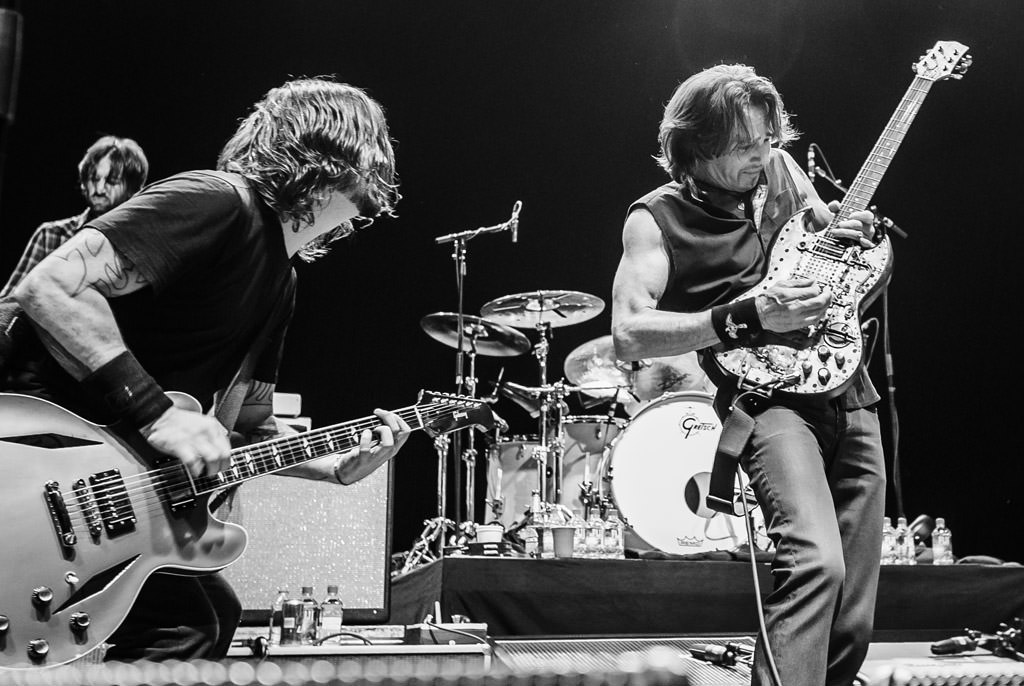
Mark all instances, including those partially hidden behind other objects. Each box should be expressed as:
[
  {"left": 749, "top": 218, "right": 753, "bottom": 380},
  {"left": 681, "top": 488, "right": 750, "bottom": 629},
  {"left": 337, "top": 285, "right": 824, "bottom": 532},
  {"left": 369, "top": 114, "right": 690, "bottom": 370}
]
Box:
[{"left": 219, "top": 462, "right": 393, "bottom": 624}]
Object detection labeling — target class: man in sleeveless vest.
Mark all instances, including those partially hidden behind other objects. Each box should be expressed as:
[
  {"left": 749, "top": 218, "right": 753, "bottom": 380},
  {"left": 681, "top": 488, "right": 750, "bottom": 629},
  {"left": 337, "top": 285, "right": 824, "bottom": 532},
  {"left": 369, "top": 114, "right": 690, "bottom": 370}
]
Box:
[{"left": 611, "top": 64, "right": 885, "bottom": 686}]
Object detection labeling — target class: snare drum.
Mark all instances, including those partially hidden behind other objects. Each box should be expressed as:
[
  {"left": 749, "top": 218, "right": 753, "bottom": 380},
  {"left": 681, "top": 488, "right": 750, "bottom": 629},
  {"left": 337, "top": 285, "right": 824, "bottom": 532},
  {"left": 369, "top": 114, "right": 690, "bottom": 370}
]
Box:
[
  {"left": 607, "top": 391, "right": 766, "bottom": 555},
  {"left": 559, "top": 415, "right": 624, "bottom": 512}
]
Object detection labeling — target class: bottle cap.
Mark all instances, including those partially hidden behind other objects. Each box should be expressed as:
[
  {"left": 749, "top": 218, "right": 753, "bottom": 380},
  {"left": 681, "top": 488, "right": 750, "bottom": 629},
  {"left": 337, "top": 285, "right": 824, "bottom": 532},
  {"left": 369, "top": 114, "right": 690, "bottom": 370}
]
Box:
[
  {"left": 935, "top": 517, "right": 945, "bottom": 527},
  {"left": 301, "top": 586, "right": 313, "bottom": 595},
  {"left": 882, "top": 516, "right": 891, "bottom": 526},
  {"left": 327, "top": 584, "right": 339, "bottom": 594}
]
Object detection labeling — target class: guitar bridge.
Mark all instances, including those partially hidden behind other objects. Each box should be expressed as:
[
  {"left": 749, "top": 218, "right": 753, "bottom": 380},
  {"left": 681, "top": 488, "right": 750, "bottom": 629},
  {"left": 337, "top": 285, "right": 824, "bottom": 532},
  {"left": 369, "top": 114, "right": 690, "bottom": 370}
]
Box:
[{"left": 43, "top": 481, "right": 76, "bottom": 548}]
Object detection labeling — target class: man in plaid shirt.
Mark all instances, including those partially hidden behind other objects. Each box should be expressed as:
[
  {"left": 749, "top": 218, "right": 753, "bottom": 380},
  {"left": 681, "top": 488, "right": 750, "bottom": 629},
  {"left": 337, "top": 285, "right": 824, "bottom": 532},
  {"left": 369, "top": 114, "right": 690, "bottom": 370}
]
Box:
[{"left": 1, "top": 135, "right": 148, "bottom": 297}]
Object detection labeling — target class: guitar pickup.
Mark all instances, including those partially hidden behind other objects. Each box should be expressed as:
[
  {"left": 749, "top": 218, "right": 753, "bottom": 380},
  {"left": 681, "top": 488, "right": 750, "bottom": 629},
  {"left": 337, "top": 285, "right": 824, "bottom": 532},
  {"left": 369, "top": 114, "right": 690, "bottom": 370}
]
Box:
[{"left": 88, "top": 470, "right": 137, "bottom": 536}]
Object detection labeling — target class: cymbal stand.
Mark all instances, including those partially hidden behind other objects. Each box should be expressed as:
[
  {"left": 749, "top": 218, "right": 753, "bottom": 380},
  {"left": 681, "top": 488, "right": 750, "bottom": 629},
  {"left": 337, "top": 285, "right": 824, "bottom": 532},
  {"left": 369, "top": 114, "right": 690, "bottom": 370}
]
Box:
[
  {"left": 461, "top": 335, "right": 480, "bottom": 523},
  {"left": 530, "top": 322, "right": 566, "bottom": 506},
  {"left": 434, "top": 202, "right": 521, "bottom": 535}
]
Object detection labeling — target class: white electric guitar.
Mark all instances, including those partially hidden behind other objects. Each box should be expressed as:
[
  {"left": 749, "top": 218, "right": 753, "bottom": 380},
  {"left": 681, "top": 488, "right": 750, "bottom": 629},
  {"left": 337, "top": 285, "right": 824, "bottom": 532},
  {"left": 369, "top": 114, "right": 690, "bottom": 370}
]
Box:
[{"left": 706, "top": 41, "right": 971, "bottom": 397}]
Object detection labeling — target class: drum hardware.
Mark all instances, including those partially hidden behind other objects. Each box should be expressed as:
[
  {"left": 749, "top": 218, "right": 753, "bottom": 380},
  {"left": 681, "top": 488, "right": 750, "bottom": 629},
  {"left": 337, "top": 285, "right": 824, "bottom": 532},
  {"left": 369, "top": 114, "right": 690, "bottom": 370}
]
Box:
[
  {"left": 403, "top": 202, "right": 523, "bottom": 564},
  {"left": 481, "top": 290, "right": 605, "bottom": 513}
]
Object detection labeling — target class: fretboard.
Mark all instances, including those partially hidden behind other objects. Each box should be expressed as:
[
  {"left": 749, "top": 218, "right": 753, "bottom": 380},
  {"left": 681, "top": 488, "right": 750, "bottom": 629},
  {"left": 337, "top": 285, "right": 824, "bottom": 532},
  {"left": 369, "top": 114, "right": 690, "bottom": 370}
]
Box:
[
  {"left": 827, "top": 75, "right": 935, "bottom": 230},
  {"left": 192, "top": 402, "right": 440, "bottom": 494}
]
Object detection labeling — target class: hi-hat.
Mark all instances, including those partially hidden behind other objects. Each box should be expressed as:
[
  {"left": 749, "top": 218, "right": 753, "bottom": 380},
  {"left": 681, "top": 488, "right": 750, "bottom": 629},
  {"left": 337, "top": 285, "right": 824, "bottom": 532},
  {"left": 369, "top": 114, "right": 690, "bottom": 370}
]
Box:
[
  {"left": 480, "top": 290, "right": 604, "bottom": 330},
  {"left": 563, "top": 334, "right": 632, "bottom": 400},
  {"left": 420, "top": 312, "right": 531, "bottom": 357}
]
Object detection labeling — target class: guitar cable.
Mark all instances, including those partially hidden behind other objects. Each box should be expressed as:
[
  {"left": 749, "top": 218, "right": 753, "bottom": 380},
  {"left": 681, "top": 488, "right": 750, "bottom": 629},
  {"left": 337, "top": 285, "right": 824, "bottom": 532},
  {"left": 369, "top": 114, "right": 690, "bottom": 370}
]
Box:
[{"left": 737, "top": 465, "right": 785, "bottom": 686}]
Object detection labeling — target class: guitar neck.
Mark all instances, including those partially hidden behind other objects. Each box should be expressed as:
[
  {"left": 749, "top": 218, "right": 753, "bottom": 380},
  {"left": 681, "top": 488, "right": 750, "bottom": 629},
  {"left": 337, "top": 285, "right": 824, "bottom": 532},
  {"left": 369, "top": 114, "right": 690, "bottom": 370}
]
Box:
[
  {"left": 192, "top": 403, "right": 430, "bottom": 495},
  {"left": 828, "top": 75, "right": 936, "bottom": 226}
]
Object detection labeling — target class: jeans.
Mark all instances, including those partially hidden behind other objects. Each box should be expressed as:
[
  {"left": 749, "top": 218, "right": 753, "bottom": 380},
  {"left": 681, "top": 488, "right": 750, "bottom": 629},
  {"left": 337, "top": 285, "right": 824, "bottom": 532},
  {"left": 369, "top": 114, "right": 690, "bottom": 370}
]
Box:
[
  {"left": 104, "top": 572, "right": 241, "bottom": 662},
  {"left": 742, "top": 401, "right": 885, "bottom": 686}
]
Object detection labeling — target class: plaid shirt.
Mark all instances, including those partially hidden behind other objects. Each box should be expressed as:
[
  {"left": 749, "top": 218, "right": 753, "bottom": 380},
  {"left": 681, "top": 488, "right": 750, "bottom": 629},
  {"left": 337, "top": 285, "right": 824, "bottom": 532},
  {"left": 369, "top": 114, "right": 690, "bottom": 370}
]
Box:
[{"left": 1, "top": 209, "right": 90, "bottom": 298}]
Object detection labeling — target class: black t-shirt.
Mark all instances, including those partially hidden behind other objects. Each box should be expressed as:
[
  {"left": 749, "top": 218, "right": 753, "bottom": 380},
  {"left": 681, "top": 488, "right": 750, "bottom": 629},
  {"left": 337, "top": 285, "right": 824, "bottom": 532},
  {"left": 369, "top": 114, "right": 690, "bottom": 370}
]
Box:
[
  {"left": 87, "top": 170, "right": 297, "bottom": 412},
  {"left": 3, "top": 171, "right": 297, "bottom": 421}
]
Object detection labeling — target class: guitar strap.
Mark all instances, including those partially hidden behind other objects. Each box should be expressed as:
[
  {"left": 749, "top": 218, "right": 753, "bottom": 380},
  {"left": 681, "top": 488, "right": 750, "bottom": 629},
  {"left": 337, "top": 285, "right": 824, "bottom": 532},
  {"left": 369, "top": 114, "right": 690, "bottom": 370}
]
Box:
[
  {"left": 706, "top": 385, "right": 770, "bottom": 515},
  {"left": 206, "top": 171, "right": 293, "bottom": 513}
]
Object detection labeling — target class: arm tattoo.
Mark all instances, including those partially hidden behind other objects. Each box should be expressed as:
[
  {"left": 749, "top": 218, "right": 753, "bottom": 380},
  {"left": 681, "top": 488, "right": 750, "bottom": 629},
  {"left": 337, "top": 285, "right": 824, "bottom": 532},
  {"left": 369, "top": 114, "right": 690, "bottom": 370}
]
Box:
[
  {"left": 57, "top": 232, "right": 144, "bottom": 298},
  {"left": 247, "top": 381, "right": 275, "bottom": 403}
]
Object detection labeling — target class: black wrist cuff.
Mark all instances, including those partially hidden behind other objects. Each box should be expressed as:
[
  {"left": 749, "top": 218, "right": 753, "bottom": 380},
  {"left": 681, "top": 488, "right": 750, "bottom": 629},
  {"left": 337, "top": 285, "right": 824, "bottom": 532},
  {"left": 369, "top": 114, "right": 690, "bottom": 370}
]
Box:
[
  {"left": 711, "top": 299, "right": 763, "bottom": 346},
  {"left": 82, "top": 351, "right": 173, "bottom": 428}
]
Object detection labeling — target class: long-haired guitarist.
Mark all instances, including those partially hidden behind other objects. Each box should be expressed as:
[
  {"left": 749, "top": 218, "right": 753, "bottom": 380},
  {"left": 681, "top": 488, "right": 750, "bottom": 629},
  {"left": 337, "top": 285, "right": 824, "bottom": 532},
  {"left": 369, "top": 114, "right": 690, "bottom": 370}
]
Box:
[
  {"left": 611, "top": 64, "right": 884, "bottom": 686},
  {"left": 5, "top": 78, "right": 411, "bottom": 661}
]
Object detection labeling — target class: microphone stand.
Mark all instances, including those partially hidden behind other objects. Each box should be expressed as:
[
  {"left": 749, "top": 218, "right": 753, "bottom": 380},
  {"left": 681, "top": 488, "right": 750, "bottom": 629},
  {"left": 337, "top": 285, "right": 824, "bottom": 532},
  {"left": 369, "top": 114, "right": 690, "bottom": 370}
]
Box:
[
  {"left": 434, "top": 202, "right": 521, "bottom": 548},
  {"left": 810, "top": 149, "right": 909, "bottom": 519}
]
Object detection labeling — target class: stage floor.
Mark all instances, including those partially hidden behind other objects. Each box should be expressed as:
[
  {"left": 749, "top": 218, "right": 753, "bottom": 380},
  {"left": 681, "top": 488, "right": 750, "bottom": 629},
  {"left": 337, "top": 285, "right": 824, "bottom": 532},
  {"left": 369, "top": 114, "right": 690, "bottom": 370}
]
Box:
[{"left": 390, "top": 556, "right": 1024, "bottom": 642}]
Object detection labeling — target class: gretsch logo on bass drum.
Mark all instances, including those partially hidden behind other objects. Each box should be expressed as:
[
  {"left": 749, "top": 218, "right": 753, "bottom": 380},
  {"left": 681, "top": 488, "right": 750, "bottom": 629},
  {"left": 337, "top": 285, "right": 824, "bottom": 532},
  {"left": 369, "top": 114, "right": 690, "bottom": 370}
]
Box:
[{"left": 678, "top": 410, "right": 717, "bottom": 439}]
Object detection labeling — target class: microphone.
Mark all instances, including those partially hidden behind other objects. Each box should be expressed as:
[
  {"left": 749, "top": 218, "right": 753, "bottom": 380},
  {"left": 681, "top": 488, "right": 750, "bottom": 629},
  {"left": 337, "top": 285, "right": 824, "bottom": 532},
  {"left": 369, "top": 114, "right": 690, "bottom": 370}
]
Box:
[
  {"left": 807, "top": 145, "right": 816, "bottom": 179},
  {"left": 509, "top": 200, "right": 522, "bottom": 243},
  {"left": 930, "top": 635, "right": 978, "bottom": 655}
]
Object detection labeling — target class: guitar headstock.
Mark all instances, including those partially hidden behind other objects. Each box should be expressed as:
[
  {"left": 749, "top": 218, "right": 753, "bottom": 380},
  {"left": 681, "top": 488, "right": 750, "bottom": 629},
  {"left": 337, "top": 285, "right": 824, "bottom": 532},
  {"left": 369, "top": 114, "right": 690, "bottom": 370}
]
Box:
[
  {"left": 418, "top": 391, "right": 495, "bottom": 436},
  {"left": 914, "top": 41, "right": 972, "bottom": 82}
]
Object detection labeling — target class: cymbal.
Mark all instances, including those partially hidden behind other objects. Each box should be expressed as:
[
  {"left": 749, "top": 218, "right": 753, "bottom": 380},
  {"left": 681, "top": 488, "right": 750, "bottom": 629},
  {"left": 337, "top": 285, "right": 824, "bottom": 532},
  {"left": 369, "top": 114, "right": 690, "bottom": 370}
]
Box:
[
  {"left": 563, "top": 335, "right": 632, "bottom": 400},
  {"left": 420, "top": 312, "right": 531, "bottom": 357},
  {"left": 480, "top": 290, "right": 605, "bottom": 329}
]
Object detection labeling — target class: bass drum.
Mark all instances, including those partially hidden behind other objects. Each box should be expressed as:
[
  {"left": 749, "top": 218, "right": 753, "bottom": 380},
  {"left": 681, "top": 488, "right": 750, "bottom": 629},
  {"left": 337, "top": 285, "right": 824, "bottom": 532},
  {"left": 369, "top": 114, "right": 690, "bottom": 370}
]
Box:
[{"left": 608, "top": 391, "right": 767, "bottom": 555}]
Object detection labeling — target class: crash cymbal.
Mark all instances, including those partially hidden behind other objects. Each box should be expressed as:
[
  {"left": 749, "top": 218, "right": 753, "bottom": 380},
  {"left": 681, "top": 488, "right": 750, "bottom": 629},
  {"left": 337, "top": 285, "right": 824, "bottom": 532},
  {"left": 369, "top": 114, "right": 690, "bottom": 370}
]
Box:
[
  {"left": 631, "top": 352, "right": 715, "bottom": 409},
  {"left": 420, "top": 312, "right": 531, "bottom": 357},
  {"left": 480, "top": 290, "right": 605, "bottom": 329},
  {"left": 562, "top": 335, "right": 632, "bottom": 400}
]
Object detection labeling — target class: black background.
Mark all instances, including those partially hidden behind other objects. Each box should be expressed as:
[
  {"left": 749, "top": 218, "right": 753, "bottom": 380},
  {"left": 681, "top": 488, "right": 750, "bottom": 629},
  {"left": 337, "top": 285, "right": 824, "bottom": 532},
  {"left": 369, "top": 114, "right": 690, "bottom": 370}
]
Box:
[{"left": 2, "top": 1, "right": 1021, "bottom": 564}]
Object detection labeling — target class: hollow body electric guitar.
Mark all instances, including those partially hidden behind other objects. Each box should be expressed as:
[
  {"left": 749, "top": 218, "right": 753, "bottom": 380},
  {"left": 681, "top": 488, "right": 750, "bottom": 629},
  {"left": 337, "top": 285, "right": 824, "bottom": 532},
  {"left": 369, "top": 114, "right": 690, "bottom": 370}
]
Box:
[
  {"left": 0, "top": 390, "right": 493, "bottom": 669},
  {"left": 706, "top": 41, "right": 971, "bottom": 398}
]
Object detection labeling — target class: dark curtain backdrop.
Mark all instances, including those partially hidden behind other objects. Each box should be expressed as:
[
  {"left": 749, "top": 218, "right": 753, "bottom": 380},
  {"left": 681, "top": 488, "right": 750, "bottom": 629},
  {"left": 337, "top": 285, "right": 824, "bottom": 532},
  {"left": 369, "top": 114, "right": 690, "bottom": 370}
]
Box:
[{"left": 2, "top": 1, "right": 1021, "bottom": 564}]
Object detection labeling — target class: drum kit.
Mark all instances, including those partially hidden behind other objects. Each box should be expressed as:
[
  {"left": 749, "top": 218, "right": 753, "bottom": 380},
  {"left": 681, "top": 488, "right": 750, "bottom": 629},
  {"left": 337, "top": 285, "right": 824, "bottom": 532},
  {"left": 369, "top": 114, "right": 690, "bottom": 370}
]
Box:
[
  {"left": 419, "top": 288, "right": 765, "bottom": 558},
  {"left": 404, "top": 202, "right": 764, "bottom": 568}
]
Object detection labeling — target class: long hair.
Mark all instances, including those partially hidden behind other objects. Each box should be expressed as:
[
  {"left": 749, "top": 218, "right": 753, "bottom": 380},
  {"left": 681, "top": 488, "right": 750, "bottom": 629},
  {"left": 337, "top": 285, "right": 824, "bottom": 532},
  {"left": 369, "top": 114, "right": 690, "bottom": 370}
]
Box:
[
  {"left": 217, "top": 77, "right": 399, "bottom": 262},
  {"left": 78, "top": 135, "right": 149, "bottom": 196},
  {"left": 656, "top": 64, "right": 798, "bottom": 182}
]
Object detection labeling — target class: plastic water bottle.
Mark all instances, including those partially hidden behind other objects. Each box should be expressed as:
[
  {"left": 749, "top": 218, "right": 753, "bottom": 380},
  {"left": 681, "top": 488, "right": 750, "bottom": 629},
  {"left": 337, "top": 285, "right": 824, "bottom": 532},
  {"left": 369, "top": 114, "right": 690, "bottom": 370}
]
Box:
[
  {"left": 570, "top": 509, "right": 587, "bottom": 557},
  {"left": 585, "top": 509, "right": 604, "bottom": 558},
  {"left": 280, "top": 594, "right": 304, "bottom": 645},
  {"left": 895, "top": 516, "right": 916, "bottom": 565},
  {"left": 603, "top": 508, "right": 625, "bottom": 559},
  {"left": 932, "top": 517, "right": 954, "bottom": 565},
  {"left": 269, "top": 588, "right": 289, "bottom": 646},
  {"left": 319, "top": 585, "right": 344, "bottom": 642},
  {"left": 880, "top": 517, "right": 897, "bottom": 565},
  {"left": 299, "top": 586, "right": 321, "bottom": 643}
]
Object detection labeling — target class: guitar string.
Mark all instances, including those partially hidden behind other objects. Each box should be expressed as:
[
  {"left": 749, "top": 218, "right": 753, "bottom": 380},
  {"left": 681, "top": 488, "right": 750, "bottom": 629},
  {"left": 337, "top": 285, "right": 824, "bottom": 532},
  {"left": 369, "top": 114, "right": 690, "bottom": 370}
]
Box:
[
  {"left": 58, "top": 404, "right": 467, "bottom": 529},
  {"left": 821, "top": 77, "right": 929, "bottom": 240},
  {"left": 60, "top": 404, "right": 460, "bottom": 528},
  {"left": 59, "top": 403, "right": 456, "bottom": 512}
]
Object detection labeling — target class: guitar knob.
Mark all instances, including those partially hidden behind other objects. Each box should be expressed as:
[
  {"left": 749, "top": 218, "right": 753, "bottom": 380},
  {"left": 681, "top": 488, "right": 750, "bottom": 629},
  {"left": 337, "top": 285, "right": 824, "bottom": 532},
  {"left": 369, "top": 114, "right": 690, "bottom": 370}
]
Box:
[
  {"left": 0, "top": 615, "right": 9, "bottom": 632},
  {"left": 816, "top": 346, "right": 831, "bottom": 361},
  {"left": 27, "top": 638, "right": 49, "bottom": 660},
  {"left": 834, "top": 352, "right": 846, "bottom": 369},
  {"left": 32, "top": 587, "right": 54, "bottom": 607},
  {"left": 801, "top": 361, "right": 813, "bottom": 378},
  {"left": 817, "top": 368, "right": 832, "bottom": 385},
  {"left": 70, "top": 612, "right": 91, "bottom": 632}
]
